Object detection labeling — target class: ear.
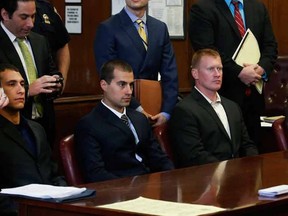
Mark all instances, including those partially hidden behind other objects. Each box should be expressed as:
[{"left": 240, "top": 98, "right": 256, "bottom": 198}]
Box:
[
  {"left": 191, "top": 68, "right": 199, "bottom": 80},
  {"left": 1, "top": 8, "right": 9, "bottom": 21},
  {"left": 100, "top": 80, "right": 108, "bottom": 91}
]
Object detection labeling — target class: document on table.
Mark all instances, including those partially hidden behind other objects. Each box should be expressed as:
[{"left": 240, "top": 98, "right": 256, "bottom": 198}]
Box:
[
  {"left": 0, "top": 184, "right": 96, "bottom": 203},
  {"left": 98, "top": 196, "right": 226, "bottom": 216},
  {"left": 232, "top": 28, "right": 263, "bottom": 94}
]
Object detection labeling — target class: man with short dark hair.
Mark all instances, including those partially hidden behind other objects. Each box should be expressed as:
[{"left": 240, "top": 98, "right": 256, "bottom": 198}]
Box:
[
  {"left": 0, "top": 0, "right": 63, "bottom": 145},
  {"left": 75, "top": 59, "right": 174, "bottom": 183},
  {"left": 0, "top": 63, "right": 66, "bottom": 215}
]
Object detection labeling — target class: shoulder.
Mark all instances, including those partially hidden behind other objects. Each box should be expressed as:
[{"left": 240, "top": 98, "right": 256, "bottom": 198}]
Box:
[{"left": 221, "top": 96, "right": 240, "bottom": 109}]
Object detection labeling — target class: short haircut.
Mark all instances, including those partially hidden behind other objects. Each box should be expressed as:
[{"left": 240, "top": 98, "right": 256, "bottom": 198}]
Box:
[
  {"left": 0, "top": 63, "right": 20, "bottom": 86},
  {"left": 100, "top": 59, "right": 133, "bottom": 84},
  {"left": 0, "top": 0, "right": 35, "bottom": 20},
  {"left": 191, "top": 49, "right": 220, "bottom": 69}
]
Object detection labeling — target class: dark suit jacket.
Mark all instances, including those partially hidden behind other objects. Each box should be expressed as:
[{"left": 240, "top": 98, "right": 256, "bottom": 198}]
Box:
[
  {"left": 169, "top": 88, "right": 258, "bottom": 167},
  {"left": 75, "top": 103, "right": 174, "bottom": 183},
  {"left": 189, "top": 0, "right": 277, "bottom": 108},
  {"left": 94, "top": 9, "right": 178, "bottom": 114},
  {"left": 0, "top": 25, "right": 58, "bottom": 142},
  {"left": 0, "top": 115, "right": 65, "bottom": 212}
]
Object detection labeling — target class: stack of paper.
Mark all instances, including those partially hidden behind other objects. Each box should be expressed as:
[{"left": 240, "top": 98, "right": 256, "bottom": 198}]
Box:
[
  {"left": 258, "top": 185, "right": 288, "bottom": 197},
  {"left": 0, "top": 184, "right": 96, "bottom": 203}
]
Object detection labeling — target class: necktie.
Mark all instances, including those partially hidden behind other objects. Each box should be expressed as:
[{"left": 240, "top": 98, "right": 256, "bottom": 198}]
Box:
[
  {"left": 232, "top": 0, "right": 245, "bottom": 37},
  {"left": 136, "top": 19, "right": 148, "bottom": 50},
  {"left": 121, "top": 114, "right": 130, "bottom": 128},
  {"left": 17, "top": 38, "right": 43, "bottom": 116}
]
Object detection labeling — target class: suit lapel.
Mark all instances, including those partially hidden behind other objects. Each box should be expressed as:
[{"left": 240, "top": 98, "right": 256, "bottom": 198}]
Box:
[
  {"left": 192, "top": 89, "right": 231, "bottom": 140},
  {"left": 221, "top": 98, "right": 237, "bottom": 143},
  {"left": 119, "top": 9, "right": 147, "bottom": 57},
  {"left": 242, "top": 0, "right": 253, "bottom": 29},
  {"left": 98, "top": 103, "right": 134, "bottom": 137},
  {"left": 0, "top": 116, "right": 36, "bottom": 158},
  {"left": 0, "top": 26, "right": 28, "bottom": 84},
  {"left": 216, "top": 0, "right": 242, "bottom": 39}
]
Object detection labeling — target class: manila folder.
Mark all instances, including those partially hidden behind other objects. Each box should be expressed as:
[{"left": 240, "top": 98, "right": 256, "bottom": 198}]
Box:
[{"left": 232, "top": 28, "right": 263, "bottom": 94}]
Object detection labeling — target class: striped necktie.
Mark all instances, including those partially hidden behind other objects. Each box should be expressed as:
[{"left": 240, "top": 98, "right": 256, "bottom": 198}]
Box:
[
  {"left": 232, "top": 0, "right": 245, "bottom": 37},
  {"left": 121, "top": 114, "right": 130, "bottom": 128},
  {"left": 136, "top": 19, "right": 148, "bottom": 50}
]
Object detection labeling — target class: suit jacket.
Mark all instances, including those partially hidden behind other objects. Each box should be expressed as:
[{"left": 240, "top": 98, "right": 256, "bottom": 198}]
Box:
[
  {"left": 169, "top": 88, "right": 258, "bottom": 167},
  {"left": 0, "top": 25, "right": 58, "bottom": 142},
  {"left": 75, "top": 103, "right": 174, "bottom": 183},
  {"left": 189, "top": 0, "right": 278, "bottom": 108},
  {"left": 0, "top": 115, "right": 65, "bottom": 213},
  {"left": 94, "top": 9, "right": 178, "bottom": 114}
]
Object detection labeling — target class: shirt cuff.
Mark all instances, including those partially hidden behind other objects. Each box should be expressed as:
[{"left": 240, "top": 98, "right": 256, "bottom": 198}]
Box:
[{"left": 161, "top": 112, "right": 170, "bottom": 120}]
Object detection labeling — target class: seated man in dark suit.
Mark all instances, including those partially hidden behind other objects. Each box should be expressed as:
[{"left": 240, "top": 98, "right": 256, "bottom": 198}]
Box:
[
  {"left": 0, "top": 63, "right": 66, "bottom": 215},
  {"left": 75, "top": 59, "right": 174, "bottom": 183},
  {"left": 169, "top": 49, "right": 258, "bottom": 167}
]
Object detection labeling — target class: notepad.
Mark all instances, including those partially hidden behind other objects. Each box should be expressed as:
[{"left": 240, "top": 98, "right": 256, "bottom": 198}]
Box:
[
  {"left": 0, "top": 184, "right": 96, "bottom": 203},
  {"left": 258, "top": 185, "right": 288, "bottom": 197}
]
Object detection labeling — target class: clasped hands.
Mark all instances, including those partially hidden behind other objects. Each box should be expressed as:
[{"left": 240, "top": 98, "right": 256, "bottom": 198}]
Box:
[
  {"left": 238, "top": 63, "right": 264, "bottom": 86},
  {"left": 28, "top": 74, "right": 63, "bottom": 97}
]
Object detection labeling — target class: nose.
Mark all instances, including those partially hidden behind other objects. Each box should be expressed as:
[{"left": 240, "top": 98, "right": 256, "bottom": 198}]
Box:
[
  {"left": 17, "top": 84, "right": 25, "bottom": 94},
  {"left": 26, "top": 17, "right": 34, "bottom": 29},
  {"left": 126, "top": 84, "right": 133, "bottom": 94}
]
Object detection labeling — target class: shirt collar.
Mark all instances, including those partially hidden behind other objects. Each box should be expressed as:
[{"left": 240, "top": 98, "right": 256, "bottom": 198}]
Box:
[
  {"left": 101, "top": 100, "right": 127, "bottom": 119},
  {"left": 1, "top": 22, "right": 17, "bottom": 43},
  {"left": 124, "top": 6, "right": 147, "bottom": 24},
  {"left": 225, "top": 0, "right": 244, "bottom": 7},
  {"left": 194, "top": 86, "right": 221, "bottom": 104}
]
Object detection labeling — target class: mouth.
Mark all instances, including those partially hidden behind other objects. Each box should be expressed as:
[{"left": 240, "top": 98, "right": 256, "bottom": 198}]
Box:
[{"left": 15, "top": 98, "right": 25, "bottom": 102}]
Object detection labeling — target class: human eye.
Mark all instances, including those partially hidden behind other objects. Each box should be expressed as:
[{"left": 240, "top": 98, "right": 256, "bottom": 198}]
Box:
[{"left": 117, "top": 81, "right": 126, "bottom": 88}]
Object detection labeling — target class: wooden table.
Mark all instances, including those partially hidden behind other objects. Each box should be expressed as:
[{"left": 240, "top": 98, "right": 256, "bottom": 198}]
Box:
[{"left": 18, "top": 151, "right": 288, "bottom": 216}]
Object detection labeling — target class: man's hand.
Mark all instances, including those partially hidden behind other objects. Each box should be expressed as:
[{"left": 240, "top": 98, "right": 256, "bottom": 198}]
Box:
[
  {"left": 150, "top": 113, "right": 168, "bottom": 127},
  {"left": 238, "top": 63, "right": 262, "bottom": 85},
  {"left": 28, "top": 75, "right": 61, "bottom": 97},
  {"left": 0, "top": 88, "right": 9, "bottom": 109}
]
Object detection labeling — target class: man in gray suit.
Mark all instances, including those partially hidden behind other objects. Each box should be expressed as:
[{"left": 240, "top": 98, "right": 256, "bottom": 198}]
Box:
[
  {"left": 0, "top": 63, "right": 65, "bottom": 216},
  {"left": 0, "top": 0, "right": 63, "bottom": 145},
  {"left": 169, "top": 49, "right": 258, "bottom": 167}
]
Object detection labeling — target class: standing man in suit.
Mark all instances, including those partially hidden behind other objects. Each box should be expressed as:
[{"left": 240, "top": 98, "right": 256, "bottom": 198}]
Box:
[
  {"left": 0, "top": 0, "right": 63, "bottom": 145},
  {"left": 75, "top": 59, "right": 174, "bottom": 183},
  {"left": 94, "top": 0, "right": 178, "bottom": 127},
  {"left": 169, "top": 49, "right": 258, "bottom": 167},
  {"left": 0, "top": 63, "right": 66, "bottom": 216},
  {"left": 33, "top": 0, "right": 70, "bottom": 89},
  {"left": 189, "top": 0, "right": 278, "bottom": 147}
]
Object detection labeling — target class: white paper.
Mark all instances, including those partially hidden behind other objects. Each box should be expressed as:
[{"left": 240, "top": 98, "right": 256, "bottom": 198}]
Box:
[
  {"left": 0, "top": 184, "right": 86, "bottom": 199},
  {"left": 98, "top": 196, "right": 226, "bottom": 216},
  {"left": 259, "top": 185, "right": 288, "bottom": 197}
]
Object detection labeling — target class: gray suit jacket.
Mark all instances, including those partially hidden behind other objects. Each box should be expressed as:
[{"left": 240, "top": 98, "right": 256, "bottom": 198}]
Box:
[{"left": 169, "top": 88, "right": 258, "bottom": 167}]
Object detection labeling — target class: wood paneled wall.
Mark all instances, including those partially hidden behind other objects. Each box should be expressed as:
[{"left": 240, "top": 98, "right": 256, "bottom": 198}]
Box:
[
  {"left": 49, "top": 0, "right": 288, "bottom": 146},
  {"left": 50, "top": 0, "right": 287, "bottom": 97}
]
